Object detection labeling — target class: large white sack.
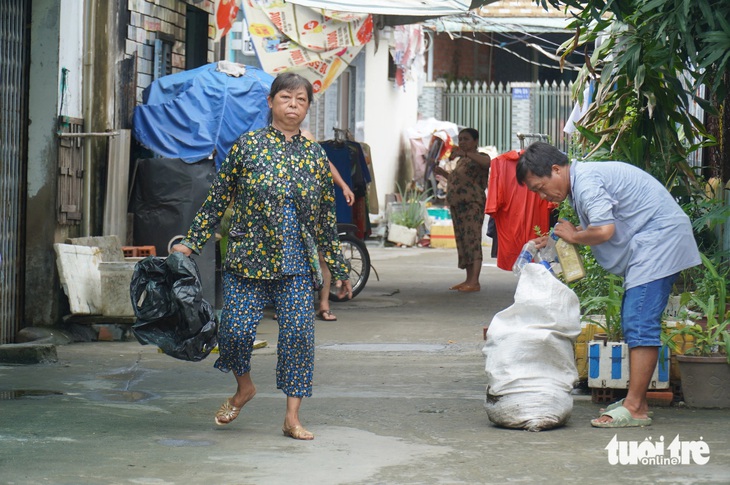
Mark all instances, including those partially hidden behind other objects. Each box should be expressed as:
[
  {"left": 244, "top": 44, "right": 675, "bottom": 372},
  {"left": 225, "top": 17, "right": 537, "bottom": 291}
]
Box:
[{"left": 483, "top": 263, "right": 581, "bottom": 431}]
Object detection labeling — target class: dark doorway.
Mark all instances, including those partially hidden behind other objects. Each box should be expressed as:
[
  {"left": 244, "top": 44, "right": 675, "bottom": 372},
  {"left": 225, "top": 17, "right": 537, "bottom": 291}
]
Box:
[{"left": 186, "top": 5, "right": 208, "bottom": 70}]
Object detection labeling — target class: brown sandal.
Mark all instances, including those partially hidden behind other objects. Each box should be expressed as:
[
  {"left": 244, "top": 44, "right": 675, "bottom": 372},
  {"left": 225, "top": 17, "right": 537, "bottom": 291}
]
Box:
[
  {"left": 282, "top": 424, "right": 314, "bottom": 440},
  {"left": 316, "top": 309, "right": 337, "bottom": 321},
  {"left": 214, "top": 399, "right": 241, "bottom": 426}
]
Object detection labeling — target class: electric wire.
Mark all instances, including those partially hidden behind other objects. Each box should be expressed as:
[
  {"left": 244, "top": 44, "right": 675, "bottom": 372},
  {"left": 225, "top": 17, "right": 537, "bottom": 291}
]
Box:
[{"left": 423, "top": 12, "right": 591, "bottom": 72}]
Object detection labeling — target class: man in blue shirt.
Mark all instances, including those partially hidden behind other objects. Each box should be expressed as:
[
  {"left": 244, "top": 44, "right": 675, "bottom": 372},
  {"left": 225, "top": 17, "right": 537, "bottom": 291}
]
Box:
[{"left": 516, "top": 142, "right": 700, "bottom": 428}]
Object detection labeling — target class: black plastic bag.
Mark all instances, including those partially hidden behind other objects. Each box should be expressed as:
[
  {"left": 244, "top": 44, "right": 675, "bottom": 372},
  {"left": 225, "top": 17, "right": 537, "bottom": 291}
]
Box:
[{"left": 130, "top": 252, "right": 217, "bottom": 361}]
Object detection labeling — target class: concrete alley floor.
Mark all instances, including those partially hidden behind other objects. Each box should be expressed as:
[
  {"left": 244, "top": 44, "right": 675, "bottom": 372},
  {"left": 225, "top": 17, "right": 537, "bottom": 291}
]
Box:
[{"left": 1, "top": 246, "right": 729, "bottom": 484}]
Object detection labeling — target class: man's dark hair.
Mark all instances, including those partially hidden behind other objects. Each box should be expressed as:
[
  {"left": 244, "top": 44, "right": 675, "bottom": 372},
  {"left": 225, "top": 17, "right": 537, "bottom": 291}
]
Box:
[
  {"left": 516, "top": 141, "right": 569, "bottom": 186},
  {"left": 269, "top": 72, "right": 313, "bottom": 104},
  {"left": 460, "top": 127, "right": 479, "bottom": 142}
]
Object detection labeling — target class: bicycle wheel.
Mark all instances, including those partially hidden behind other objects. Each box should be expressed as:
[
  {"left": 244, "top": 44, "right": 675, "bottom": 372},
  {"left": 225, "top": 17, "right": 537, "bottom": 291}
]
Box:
[{"left": 330, "top": 234, "right": 370, "bottom": 301}]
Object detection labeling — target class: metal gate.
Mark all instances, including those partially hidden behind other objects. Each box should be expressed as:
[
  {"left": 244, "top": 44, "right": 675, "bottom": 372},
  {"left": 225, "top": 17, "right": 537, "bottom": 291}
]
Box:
[
  {"left": 442, "top": 80, "right": 574, "bottom": 154},
  {"left": 532, "top": 80, "right": 574, "bottom": 154},
  {"left": 0, "top": 0, "right": 30, "bottom": 344},
  {"left": 443, "top": 80, "right": 512, "bottom": 153}
]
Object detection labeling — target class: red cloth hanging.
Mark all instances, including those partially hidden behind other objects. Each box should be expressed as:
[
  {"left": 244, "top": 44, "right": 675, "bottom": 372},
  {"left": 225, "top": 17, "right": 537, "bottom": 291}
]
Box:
[{"left": 485, "top": 150, "right": 554, "bottom": 271}]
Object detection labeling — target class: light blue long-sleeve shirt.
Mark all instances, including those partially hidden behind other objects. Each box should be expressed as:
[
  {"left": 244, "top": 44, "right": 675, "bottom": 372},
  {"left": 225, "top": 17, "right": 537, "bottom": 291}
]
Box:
[{"left": 569, "top": 161, "right": 700, "bottom": 289}]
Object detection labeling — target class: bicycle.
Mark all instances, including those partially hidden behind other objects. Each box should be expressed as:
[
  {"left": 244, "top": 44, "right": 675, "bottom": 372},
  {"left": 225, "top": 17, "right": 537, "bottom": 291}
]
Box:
[{"left": 329, "top": 223, "right": 371, "bottom": 302}]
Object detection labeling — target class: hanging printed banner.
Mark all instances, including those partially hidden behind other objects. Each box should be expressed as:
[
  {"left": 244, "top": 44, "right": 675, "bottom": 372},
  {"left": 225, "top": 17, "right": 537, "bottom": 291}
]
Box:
[
  {"left": 241, "top": 0, "right": 373, "bottom": 95},
  {"left": 392, "top": 24, "right": 424, "bottom": 89},
  {"left": 214, "top": 0, "right": 240, "bottom": 42}
]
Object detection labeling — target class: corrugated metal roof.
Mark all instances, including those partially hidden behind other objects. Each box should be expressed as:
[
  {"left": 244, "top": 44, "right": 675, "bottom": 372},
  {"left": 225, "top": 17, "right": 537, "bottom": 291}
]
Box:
[
  {"left": 477, "top": 0, "right": 574, "bottom": 18},
  {"left": 284, "top": 0, "right": 573, "bottom": 30},
  {"left": 286, "top": 0, "right": 474, "bottom": 16},
  {"left": 285, "top": 0, "right": 501, "bottom": 25},
  {"left": 424, "top": 15, "right": 573, "bottom": 33},
  {"left": 423, "top": 0, "right": 576, "bottom": 33}
]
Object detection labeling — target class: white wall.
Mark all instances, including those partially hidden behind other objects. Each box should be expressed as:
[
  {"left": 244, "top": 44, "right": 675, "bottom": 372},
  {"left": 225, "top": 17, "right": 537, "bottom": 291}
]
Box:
[
  {"left": 57, "top": 0, "right": 84, "bottom": 119},
  {"left": 361, "top": 37, "right": 420, "bottom": 213}
]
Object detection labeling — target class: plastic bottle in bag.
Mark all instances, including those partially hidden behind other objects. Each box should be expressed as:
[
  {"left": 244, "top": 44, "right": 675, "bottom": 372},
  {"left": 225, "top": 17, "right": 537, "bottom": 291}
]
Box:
[
  {"left": 555, "top": 237, "right": 586, "bottom": 283},
  {"left": 535, "top": 231, "right": 560, "bottom": 275},
  {"left": 512, "top": 241, "right": 537, "bottom": 275},
  {"left": 539, "top": 225, "right": 585, "bottom": 282},
  {"left": 539, "top": 231, "right": 559, "bottom": 263},
  {"left": 534, "top": 252, "right": 555, "bottom": 273}
]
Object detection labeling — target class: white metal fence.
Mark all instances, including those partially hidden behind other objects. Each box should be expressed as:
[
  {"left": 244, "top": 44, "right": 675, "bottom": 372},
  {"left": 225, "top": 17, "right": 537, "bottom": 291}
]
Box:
[
  {"left": 532, "top": 80, "right": 574, "bottom": 154},
  {"left": 442, "top": 80, "right": 512, "bottom": 153},
  {"left": 442, "top": 80, "right": 574, "bottom": 154},
  {"left": 442, "top": 79, "right": 706, "bottom": 169}
]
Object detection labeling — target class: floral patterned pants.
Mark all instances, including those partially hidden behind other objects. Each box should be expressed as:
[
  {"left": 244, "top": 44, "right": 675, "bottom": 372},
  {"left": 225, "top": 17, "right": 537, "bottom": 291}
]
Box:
[
  {"left": 451, "top": 201, "right": 485, "bottom": 269},
  {"left": 214, "top": 272, "right": 315, "bottom": 398}
]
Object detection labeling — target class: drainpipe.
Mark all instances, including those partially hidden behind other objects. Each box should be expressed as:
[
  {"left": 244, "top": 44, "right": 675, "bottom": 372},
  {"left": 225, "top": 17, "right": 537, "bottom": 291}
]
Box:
[{"left": 82, "top": 0, "right": 96, "bottom": 235}]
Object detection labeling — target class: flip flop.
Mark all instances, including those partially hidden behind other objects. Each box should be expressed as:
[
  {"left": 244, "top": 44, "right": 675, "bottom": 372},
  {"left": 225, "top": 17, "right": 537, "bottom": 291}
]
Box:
[
  {"left": 602, "top": 398, "right": 626, "bottom": 413},
  {"left": 591, "top": 405, "right": 652, "bottom": 428},
  {"left": 317, "top": 309, "right": 337, "bottom": 321},
  {"left": 602, "top": 398, "right": 653, "bottom": 417},
  {"left": 601, "top": 398, "right": 654, "bottom": 418}
]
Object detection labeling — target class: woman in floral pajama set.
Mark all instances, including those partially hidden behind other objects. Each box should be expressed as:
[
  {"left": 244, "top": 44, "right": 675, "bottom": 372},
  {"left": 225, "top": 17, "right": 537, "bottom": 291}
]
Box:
[
  {"left": 433, "top": 128, "right": 491, "bottom": 292},
  {"left": 173, "top": 73, "right": 351, "bottom": 440}
]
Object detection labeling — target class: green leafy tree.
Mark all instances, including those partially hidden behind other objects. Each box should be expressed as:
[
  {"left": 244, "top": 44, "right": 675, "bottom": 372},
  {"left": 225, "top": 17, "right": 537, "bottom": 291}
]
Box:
[
  {"left": 537, "top": 0, "right": 730, "bottom": 328},
  {"left": 535, "top": 0, "right": 729, "bottom": 190}
]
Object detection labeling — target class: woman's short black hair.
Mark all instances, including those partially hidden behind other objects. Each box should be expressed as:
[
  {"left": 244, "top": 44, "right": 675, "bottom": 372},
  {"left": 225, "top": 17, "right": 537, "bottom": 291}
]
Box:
[
  {"left": 269, "top": 72, "right": 313, "bottom": 104},
  {"left": 459, "top": 128, "right": 479, "bottom": 142},
  {"left": 516, "top": 141, "right": 569, "bottom": 185}
]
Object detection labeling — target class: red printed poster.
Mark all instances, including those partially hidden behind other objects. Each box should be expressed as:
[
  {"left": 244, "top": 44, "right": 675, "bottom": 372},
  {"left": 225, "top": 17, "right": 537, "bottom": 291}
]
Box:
[
  {"left": 214, "top": 0, "right": 240, "bottom": 42},
  {"left": 242, "top": 0, "right": 373, "bottom": 95}
]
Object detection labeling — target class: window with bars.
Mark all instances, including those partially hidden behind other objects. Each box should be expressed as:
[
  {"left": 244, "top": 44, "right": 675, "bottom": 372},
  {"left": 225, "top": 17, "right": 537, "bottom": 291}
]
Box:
[{"left": 153, "top": 33, "right": 174, "bottom": 80}]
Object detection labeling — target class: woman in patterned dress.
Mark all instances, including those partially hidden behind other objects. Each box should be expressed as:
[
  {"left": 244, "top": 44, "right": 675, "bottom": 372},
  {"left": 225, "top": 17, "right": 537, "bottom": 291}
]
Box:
[
  {"left": 172, "top": 73, "right": 352, "bottom": 440},
  {"left": 433, "top": 128, "right": 491, "bottom": 292}
]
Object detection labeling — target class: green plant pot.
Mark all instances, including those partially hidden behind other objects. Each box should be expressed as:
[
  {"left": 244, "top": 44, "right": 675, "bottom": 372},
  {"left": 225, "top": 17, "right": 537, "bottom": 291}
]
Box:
[{"left": 676, "top": 355, "right": 730, "bottom": 408}]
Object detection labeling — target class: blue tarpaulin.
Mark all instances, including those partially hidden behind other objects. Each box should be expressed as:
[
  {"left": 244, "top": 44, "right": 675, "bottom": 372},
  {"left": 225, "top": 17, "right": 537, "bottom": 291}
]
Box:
[{"left": 133, "top": 62, "right": 274, "bottom": 170}]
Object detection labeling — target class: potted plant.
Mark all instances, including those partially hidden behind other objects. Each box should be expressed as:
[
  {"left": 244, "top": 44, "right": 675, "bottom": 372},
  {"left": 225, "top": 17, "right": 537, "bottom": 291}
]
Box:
[
  {"left": 582, "top": 274, "right": 671, "bottom": 397},
  {"left": 387, "top": 183, "right": 431, "bottom": 246},
  {"left": 663, "top": 253, "right": 730, "bottom": 408},
  {"left": 583, "top": 275, "right": 630, "bottom": 393},
  {"left": 582, "top": 274, "right": 624, "bottom": 342}
]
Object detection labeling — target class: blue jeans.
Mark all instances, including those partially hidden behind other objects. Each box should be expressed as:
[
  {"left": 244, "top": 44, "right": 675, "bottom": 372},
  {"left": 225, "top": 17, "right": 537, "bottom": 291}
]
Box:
[{"left": 621, "top": 273, "right": 678, "bottom": 348}]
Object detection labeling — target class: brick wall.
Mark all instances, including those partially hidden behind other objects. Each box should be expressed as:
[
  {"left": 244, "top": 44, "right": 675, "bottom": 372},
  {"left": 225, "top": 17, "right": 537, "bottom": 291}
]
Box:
[
  {"left": 125, "top": 0, "right": 215, "bottom": 102},
  {"left": 431, "top": 33, "right": 493, "bottom": 83}
]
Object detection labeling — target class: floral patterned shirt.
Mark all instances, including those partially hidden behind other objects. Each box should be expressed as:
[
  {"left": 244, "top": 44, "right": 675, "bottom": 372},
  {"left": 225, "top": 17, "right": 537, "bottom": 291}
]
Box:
[
  {"left": 180, "top": 125, "right": 349, "bottom": 287},
  {"left": 280, "top": 196, "right": 309, "bottom": 275},
  {"left": 445, "top": 155, "right": 489, "bottom": 208}
]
